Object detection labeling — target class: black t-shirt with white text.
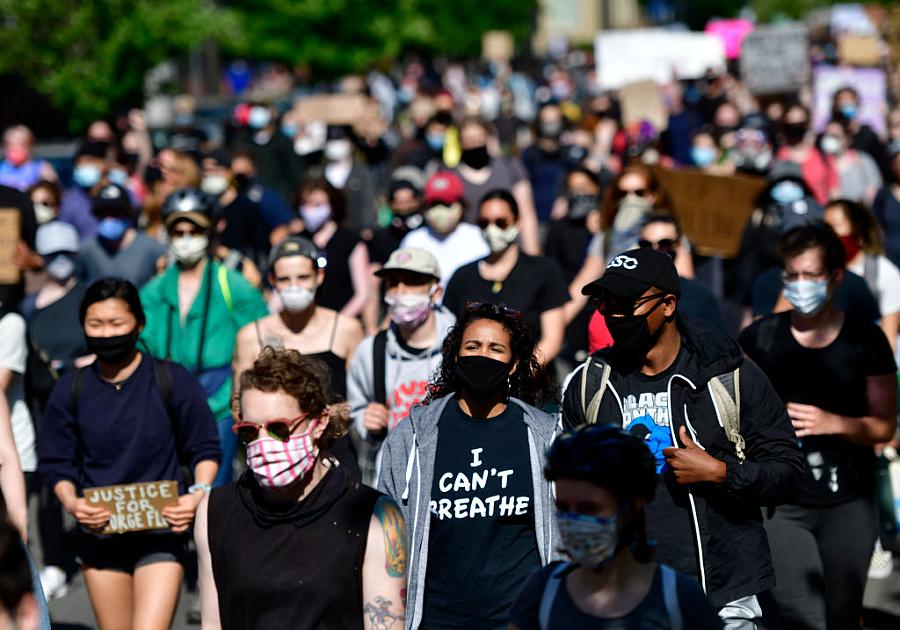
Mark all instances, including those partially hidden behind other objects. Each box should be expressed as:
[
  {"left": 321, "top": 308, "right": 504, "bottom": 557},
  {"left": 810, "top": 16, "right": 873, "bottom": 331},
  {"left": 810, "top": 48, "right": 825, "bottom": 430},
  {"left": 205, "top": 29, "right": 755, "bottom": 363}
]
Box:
[
  {"left": 422, "top": 399, "right": 540, "bottom": 629},
  {"left": 614, "top": 348, "right": 698, "bottom": 577},
  {"left": 739, "top": 311, "right": 896, "bottom": 506}
]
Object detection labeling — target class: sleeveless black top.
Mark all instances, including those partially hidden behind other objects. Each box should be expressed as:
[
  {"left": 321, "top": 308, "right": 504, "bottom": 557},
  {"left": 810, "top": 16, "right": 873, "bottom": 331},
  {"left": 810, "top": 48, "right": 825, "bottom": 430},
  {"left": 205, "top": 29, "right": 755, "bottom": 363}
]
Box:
[{"left": 208, "top": 466, "right": 381, "bottom": 630}]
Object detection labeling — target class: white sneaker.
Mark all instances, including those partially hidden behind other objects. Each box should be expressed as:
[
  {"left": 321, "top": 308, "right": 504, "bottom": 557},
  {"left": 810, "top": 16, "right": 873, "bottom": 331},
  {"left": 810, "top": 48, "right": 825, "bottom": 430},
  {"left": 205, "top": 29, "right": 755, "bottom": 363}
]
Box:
[
  {"left": 38, "top": 566, "right": 68, "bottom": 600},
  {"left": 868, "top": 540, "right": 894, "bottom": 580}
]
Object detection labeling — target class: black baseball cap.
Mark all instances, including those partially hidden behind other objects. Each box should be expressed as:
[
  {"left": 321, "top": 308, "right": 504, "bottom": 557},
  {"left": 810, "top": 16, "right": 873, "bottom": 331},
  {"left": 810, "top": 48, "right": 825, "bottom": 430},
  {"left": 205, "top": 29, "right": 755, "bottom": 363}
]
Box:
[
  {"left": 581, "top": 248, "right": 681, "bottom": 299},
  {"left": 267, "top": 236, "right": 326, "bottom": 272},
  {"left": 91, "top": 184, "right": 133, "bottom": 218}
]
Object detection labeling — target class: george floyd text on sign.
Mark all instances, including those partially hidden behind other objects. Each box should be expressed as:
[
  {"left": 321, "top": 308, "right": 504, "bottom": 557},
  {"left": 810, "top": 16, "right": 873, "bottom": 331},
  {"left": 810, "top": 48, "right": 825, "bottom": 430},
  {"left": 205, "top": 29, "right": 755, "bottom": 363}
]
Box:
[
  {"left": 84, "top": 480, "right": 178, "bottom": 535},
  {"left": 652, "top": 167, "right": 768, "bottom": 259}
]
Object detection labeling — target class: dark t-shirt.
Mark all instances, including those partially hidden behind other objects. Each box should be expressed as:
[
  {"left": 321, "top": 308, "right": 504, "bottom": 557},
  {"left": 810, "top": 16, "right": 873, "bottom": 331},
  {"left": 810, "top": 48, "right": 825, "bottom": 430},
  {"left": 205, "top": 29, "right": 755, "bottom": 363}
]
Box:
[
  {"left": 367, "top": 225, "right": 408, "bottom": 266},
  {"left": 423, "top": 400, "right": 541, "bottom": 629},
  {"left": 509, "top": 561, "right": 722, "bottom": 630},
  {"left": 454, "top": 157, "right": 527, "bottom": 224},
  {"left": 872, "top": 186, "right": 900, "bottom": 269},
  {"left": 614, "top": 348, "right": 698, "bottom": 576},
  {"left": 219, "top": 194, "right": 271, "bottom": 269},
  {"left": 22, "top": 284, "right": 87, "bottom": 377},
  {"left": 751, "top": 267, "right": 879, "bottom": 321},
  {"left": 296, "top": 228, "right": 361, "bottom": 312},
  {"left": 443, "top": 254, "right": 569, "bottom": 344},
  {"left": 739, "top": 311, "right": 896, "bottom": 506}
]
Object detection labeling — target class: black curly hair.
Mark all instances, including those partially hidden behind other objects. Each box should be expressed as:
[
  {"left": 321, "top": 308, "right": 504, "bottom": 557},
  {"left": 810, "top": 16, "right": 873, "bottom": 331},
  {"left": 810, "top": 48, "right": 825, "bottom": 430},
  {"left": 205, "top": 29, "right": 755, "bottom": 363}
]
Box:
[{"left": 424, "top": 302, "right": 559, "bottom": 406}]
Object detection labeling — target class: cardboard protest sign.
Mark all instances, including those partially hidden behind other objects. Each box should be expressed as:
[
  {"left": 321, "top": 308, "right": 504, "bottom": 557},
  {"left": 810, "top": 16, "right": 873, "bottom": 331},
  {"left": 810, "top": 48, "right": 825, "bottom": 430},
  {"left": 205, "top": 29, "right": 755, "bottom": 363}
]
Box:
[
  {"left": 705, "top": 18, "right": 754, "bottom": 60},
  {"left": 482, "top": 30, "right": 514, "bottom": 62},
  {"left": 740, "top": 25, "right": 809, "bottom": 95},
  {"left": 294, "top": 94, "right": 369, "bottom": 125},
  {"left": 652, "top": 167, "right": 767, "bottom": 258},
  {"left": 619, "top": 81, "right": 667, "bottom": 132},
  {"left": 837, "top": 36, "right": 882, "bottom": 66},
  {"left": 812, "top": 65, "right": 887, "bottom": 137},
  {"left": 594, "top": 29, "right": 725, "bottom": 90},
  {"left": 0, "top": 209, "right": 20, "bottom": 285},
  {"left": 85, "top": 480, "right": 178, "bottom": 535}
]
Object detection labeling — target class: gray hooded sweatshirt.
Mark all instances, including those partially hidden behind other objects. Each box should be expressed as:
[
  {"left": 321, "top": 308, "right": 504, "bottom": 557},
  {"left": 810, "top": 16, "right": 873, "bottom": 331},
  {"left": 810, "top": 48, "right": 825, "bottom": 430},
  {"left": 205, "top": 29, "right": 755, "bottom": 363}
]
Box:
[
  {"left": 348, "top": 306, "right": 456, "bottom": 441},
  {"left": 377, "top": 393, "right": 561, "bottom": 630}
]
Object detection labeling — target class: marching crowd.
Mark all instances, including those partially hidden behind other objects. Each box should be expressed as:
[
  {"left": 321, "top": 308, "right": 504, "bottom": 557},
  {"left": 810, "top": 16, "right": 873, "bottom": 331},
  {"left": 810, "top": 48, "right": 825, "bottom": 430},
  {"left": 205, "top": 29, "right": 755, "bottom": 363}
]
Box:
[{"left": 0, "top": 18, "right": 900, "bottom": 630}]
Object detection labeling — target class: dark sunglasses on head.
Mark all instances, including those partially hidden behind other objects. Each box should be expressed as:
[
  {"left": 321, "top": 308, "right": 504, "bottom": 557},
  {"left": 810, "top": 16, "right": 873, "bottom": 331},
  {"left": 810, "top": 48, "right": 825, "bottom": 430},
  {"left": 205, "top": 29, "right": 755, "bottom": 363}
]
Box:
[
  {"left": 464, "top": 300, "right": 523, "bottom": 320},
  {"left": 638, "top": 238, "right": 677, "bottom": 251},
  {"left": 232, "top": 415, "right": 309, "bottom": 445},
  {"left": 476, "top": 217, "right": 513, "bottom": 230}
]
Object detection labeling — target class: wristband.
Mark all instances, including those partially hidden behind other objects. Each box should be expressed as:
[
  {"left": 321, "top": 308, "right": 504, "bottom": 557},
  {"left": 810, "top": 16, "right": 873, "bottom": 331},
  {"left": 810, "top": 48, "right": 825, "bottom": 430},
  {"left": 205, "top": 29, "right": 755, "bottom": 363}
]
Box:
[{"left": 188, "top": 483, "right": 212, "bottom": 496}]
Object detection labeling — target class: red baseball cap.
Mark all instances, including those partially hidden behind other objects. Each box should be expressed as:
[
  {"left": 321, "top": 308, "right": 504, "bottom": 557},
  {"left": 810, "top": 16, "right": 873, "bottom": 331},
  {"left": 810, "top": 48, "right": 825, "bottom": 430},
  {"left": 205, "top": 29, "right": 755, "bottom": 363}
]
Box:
[{"left": 423, "top": 171, "right": 465, "bottom": 205}]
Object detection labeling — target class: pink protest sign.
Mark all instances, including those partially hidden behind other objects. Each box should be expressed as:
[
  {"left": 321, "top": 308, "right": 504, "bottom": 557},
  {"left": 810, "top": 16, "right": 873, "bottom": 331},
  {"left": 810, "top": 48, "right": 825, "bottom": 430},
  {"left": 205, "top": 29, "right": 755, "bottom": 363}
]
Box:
[{"left": 706, "top": 19, "right": 754, "bottom": 60}]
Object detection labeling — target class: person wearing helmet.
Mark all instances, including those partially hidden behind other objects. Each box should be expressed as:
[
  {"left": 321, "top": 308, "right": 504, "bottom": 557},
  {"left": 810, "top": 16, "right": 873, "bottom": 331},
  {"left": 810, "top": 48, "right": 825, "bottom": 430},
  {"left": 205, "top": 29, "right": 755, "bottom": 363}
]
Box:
[
  {"left": 139, "top": 188, "right": 267, "bottom": 487},
  {"left": 509, "top": 424, "right": 721, "bottom": 629}
]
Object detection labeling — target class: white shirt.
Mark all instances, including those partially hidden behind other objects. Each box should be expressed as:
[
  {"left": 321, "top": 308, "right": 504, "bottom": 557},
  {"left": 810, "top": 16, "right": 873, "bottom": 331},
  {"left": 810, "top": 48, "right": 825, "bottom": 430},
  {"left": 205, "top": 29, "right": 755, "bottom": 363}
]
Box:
[
  {"left": 400, "top": 223, "right": 490, "bottom": 287},
  {"left": 849, "top": 254, "right": 900, "bottom": 319},
  {"left": 0, "top": 314, "right": 36, "bottom": 472}
]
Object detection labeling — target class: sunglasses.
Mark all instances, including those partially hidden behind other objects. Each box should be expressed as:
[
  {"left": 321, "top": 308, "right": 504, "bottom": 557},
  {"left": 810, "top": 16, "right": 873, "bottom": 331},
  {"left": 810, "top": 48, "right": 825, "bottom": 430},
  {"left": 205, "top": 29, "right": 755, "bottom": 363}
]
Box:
[
  {"left": 618, "top": 187, "right": 648, "bottom": 198},
  {"left": 170, "top": 227, "right": 204, "bottom": 238},
  {"left": 232, "top": 415, "right": 313, "bottom": 445},
  {"left": 476, "top": 217, "right": 514, "bottom": 230},
  {"left": 464, "top": 301, "right": 523, "bottom": 320},
  {"left": 638, "top": 238, "right": 677, "bottom": 251},
  {"left": 592, "top": 292, "right": 667, "bottom": 316}
]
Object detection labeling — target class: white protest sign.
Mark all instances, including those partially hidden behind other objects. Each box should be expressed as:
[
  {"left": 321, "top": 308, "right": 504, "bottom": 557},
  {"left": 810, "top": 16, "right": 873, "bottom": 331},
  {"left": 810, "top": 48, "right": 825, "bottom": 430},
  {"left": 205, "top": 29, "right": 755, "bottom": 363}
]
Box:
[{"left": 740, "top": 24, "right": 809, "bottom": 95}]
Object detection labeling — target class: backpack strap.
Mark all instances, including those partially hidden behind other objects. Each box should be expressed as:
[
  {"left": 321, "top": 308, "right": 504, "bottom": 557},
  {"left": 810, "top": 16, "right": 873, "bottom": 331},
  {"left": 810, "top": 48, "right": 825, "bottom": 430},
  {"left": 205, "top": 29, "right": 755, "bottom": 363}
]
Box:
[
  {"left": 709, "top": 368, "right": 745, "bottom": 464},
  {"left": 372, "top": 330, "right": 388, "bottom": 406},
  {"left": 864, "top": 254, "right": 881, "bottom": 305},
  {"left": 580, "top": 356, "right": 611, "bottom": 426},
  {"left": 217, "top": 264, "right": 233, "bottom": 313},
  {"left": 69, "top": 367, "right": 87, "bottom": 418},
  {"left": 660, "top": 565, "right": 683, "bottom": 630},
  {"left": 539, "top": 562, "right": 570, "bottom": 630}
]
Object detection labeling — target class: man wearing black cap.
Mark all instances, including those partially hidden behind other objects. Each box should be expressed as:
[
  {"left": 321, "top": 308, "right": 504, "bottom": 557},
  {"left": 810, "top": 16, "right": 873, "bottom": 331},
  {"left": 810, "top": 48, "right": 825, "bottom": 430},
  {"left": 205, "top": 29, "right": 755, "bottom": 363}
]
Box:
[
  {"left": 79, "top": 184, "right": 165, "bottom": 287},
  {"left": 562, "top": 247, "right": 804, "bottom": 628}
]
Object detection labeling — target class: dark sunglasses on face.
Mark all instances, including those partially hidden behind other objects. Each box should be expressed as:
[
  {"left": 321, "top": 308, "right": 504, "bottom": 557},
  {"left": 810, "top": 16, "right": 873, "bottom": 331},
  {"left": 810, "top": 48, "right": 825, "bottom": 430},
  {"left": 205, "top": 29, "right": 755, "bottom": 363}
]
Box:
[
  {"left": 638, "top": 238, "right": 677, "bottom": 251},
  {"left": 592, "top": 292, "right": 667, "bottom": 316},
  {"left": 170, "top": 227, "right": 204, "bottom": 238},
  {"left": 232, "top": 415, "right": 309, "bottom": 444},
  {"left": 618, "top": 187, "right": 648, "bottom": 198},
  {"left": 476, "top": 217, "right": 513, "bottom": 230}
]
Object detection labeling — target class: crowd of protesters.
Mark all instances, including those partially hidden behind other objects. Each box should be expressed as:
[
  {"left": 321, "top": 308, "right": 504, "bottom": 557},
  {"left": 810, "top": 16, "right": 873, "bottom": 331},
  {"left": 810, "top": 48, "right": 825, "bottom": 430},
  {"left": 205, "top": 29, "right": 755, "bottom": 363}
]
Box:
[{"left": 0, "top": 7, "right": 898, "bottom": 630}]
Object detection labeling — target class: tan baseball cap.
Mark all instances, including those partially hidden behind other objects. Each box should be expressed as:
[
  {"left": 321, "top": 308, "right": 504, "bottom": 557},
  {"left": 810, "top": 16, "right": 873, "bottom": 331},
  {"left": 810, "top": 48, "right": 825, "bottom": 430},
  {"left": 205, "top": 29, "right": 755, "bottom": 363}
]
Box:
[{"left": 375, "top": 247, "right": 440, "bottom": 280}]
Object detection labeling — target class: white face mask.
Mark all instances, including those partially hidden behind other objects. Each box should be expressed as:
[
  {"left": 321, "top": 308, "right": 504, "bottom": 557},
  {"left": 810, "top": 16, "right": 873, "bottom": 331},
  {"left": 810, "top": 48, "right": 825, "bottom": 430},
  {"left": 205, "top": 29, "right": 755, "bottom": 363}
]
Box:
[
  {"left": 425, "top": 203, "right": 462, "bottom": 235},
  {"left": 33, "top": 203, "right": 56, "bottom": 225},
  {"left": 482, "top": 223, "right": 519, "bottom": 253},
  {"left": 46, "top": 255, "right": 76, "bottom": 282},
  {"left": 201, "top": 174, "right": 229, "bottom": 196},
  {"left": 300, "top": 204, "right": 332, "bottom": 233},
  {"left": 279, "top": 285, "right": 315, "bottom": 312},
  {"left": 170, "top": 235, "right": 208, "bottom": 265},
  {"left": 820, "top": 135, "right": 843, "bottom": 155},
  {"left": 324, "top": 139, "right": 352, "bottom": 162}
]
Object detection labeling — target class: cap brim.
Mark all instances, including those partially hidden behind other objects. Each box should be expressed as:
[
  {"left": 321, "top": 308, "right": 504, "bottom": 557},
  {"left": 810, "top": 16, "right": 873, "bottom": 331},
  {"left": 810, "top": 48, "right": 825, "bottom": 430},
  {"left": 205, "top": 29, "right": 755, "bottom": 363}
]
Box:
[
  {"left": 165, "top": 211, "right": 210, "bottom": 229},
  {"left": 581, "top": 274, "right": 651, "bottom": 298}
]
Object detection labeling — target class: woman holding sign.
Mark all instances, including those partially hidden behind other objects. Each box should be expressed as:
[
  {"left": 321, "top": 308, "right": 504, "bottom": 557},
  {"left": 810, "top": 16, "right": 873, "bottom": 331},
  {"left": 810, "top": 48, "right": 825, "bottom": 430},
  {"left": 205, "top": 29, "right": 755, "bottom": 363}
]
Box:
[
  {"left": 37, "top": 278, "right": 221, "bottom": 630},
  {"left": 377, "top": 302, "right": 560, "bottom": 630}
]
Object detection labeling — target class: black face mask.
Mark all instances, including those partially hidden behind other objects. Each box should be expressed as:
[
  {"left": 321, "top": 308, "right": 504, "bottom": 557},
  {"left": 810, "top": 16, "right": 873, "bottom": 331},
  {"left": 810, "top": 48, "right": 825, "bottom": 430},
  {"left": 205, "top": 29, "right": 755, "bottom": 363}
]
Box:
[
  {"left": 391, "top": 212, "right": 423, "bottom": 232},
  {"left": 567, "top": 193, "right": 598, "bottom": 221},
  {"left": 85, "top": 330, "right": 138, "bottom": 365},
  {"left": 604, "top": 297, "right": 667, "bottom": 361},
  {"left": 453, "top": 355, "right": 511, "bottom": 401},
  {"left": 782, "top": 123, "right": 808, "bottom": 145},
  {"left": 460, "top": 145, "right": 491, "bottom": 170}
]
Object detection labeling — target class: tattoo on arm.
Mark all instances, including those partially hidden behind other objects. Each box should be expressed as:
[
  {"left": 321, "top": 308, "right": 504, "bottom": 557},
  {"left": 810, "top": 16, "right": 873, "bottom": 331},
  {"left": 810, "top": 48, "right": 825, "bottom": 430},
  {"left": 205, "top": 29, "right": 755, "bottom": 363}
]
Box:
[
  {"left": 364, "top": 596, "right": 405, "bottom": 630},
  {"left": 374, "top": 496, "right": 408, "bottom": 578}
]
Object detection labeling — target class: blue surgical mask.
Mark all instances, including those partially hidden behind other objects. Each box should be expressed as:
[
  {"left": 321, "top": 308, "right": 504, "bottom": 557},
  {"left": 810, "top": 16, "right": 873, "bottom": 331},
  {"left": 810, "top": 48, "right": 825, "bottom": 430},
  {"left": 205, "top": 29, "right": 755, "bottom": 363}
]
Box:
[
  {"left": 281, "top": 122, "right": 299, "bottom": 138},
  {"left": 771, "top": 181, "right": 805, "bottom": 205},
  {"left": 248, "top": 106, "right": 271, "bottom": 130},
  {"left": 108, "top": 169, "right": 128, "bottom": 187},
  {"left": 73, "top": 164, "right": 101, "bottom": 189},
  {"left": 97, "top": 217, "right": 129, "bottom": 242},
  {"left": 691, "top": 145, "right": 716, "bottom": 168},
  {"left": 840, "top": 103, "right": 858, "bottom": 120},
  {"left": 784, "top": 278, "right": 829, "bottom": 316},
  {"left": 426, "top": 133, "right": 445, "bottom": 151}
]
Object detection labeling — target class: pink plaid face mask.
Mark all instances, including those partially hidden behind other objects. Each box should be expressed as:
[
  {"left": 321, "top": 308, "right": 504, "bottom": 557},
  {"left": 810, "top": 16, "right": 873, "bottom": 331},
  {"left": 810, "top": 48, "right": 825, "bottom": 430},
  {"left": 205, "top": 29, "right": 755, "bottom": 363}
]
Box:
[{"left": 245, "top": 420, "right": 319, "bottom": 488}]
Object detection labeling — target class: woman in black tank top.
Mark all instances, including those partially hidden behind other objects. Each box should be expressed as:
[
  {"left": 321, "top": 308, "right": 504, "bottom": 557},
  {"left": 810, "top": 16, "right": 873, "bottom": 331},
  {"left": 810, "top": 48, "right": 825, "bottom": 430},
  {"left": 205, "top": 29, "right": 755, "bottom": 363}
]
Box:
[
  {"left": 232, "top": 236, "right": 365, "bottom": 477},
  {"left": 196, "top": 348, "right": 408, "bottom": 629}
]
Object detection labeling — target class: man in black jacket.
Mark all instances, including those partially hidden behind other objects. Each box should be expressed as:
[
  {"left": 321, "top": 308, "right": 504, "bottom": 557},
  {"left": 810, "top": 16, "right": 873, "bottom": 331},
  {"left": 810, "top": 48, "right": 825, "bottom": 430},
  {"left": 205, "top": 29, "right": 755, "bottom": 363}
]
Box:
[{"left": 562, "top": 247, "right": 803, "bottom": 629}]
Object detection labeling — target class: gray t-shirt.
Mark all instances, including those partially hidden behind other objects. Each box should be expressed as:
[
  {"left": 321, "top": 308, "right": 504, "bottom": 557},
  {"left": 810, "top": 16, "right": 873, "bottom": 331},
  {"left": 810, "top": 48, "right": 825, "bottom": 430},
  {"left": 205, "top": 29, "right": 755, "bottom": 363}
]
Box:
[
  {"left": 80, "top": 232, "right": 166, "bottom": 288},
  {"left": 455, "top": 157, "right": 527, "bottom": 223}
]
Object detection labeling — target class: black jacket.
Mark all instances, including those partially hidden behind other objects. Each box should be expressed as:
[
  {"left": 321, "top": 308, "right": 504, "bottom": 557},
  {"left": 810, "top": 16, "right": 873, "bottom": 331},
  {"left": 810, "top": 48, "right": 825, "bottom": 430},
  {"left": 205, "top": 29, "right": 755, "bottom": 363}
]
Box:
[{"left": 562, "top": 315, "right": 804, "bottom": 607}]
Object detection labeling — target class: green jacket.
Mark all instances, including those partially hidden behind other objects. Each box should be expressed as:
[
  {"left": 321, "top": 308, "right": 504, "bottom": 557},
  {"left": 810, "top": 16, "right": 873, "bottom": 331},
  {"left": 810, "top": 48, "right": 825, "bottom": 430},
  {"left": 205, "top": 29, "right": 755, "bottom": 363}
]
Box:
[{"left": 139, "top": 260, "right": 267, "bottom": 419}]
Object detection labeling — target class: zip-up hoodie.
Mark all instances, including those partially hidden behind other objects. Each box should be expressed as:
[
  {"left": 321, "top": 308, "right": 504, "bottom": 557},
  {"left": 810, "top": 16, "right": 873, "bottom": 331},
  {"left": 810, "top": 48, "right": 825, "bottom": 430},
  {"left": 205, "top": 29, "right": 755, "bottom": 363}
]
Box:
[
  {"left": 377, "top": 393, "right": 560, "bottom": 630},
  {"left": 562, "top": 314, "right": 804, "bottom": 607},
  {"left": 348, "top": 307, "right": 456, "bottom": 440}
]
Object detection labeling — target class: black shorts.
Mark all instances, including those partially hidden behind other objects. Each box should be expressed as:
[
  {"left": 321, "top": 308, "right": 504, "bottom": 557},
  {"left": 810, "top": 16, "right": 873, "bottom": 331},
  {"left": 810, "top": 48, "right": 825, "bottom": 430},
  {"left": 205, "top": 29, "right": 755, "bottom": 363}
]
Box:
[{"left": 77, "top": 530, "right": 187, "bottom": 573}]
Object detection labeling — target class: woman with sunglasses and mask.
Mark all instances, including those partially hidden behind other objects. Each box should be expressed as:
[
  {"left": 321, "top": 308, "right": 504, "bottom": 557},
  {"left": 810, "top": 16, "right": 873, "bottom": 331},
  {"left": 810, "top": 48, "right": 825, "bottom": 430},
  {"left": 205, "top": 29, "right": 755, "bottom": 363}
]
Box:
[
  {"left": 196, "top": 347, "right": 408, "bottom": 629},
  {"left": 38, "top": 278, "right": 221, "bottom": 630},
  {"left": 509, "top": 424, "right": 721, "bottom": 630},
  {"left": 443, "top": 190, "right": 569, "bottom": 364},
  {"left": 378, "top": 302, "right": 560, "bottom": 630}
]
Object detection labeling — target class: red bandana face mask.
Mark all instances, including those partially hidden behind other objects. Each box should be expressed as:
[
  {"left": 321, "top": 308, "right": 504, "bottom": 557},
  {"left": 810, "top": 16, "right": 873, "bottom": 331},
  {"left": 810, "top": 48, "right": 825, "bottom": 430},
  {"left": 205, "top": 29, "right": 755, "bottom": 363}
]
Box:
[
  {"left": 839, "top": 235, "right": 862, "bottom": 264},
  {"left": 245, "top": 421, "right": 319, "bottom": 488}
]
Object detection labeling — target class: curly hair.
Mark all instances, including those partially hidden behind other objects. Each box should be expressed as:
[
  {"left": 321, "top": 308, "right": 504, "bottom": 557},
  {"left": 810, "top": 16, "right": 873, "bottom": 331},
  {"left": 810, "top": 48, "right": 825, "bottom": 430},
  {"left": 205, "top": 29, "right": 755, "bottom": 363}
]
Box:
[
  {"left": 231, "top": 347, "right": 348, "bottom": 447},
  {"left": 424, "top": 302, "right": 559, "bottom": 407}
]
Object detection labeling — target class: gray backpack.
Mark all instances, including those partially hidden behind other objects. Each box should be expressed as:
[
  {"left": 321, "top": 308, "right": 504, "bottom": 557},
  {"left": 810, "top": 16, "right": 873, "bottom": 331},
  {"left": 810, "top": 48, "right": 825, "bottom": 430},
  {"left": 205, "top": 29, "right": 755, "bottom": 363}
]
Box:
[{"left": 577, "top": 356, "right": 746, "bottom": 464}]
